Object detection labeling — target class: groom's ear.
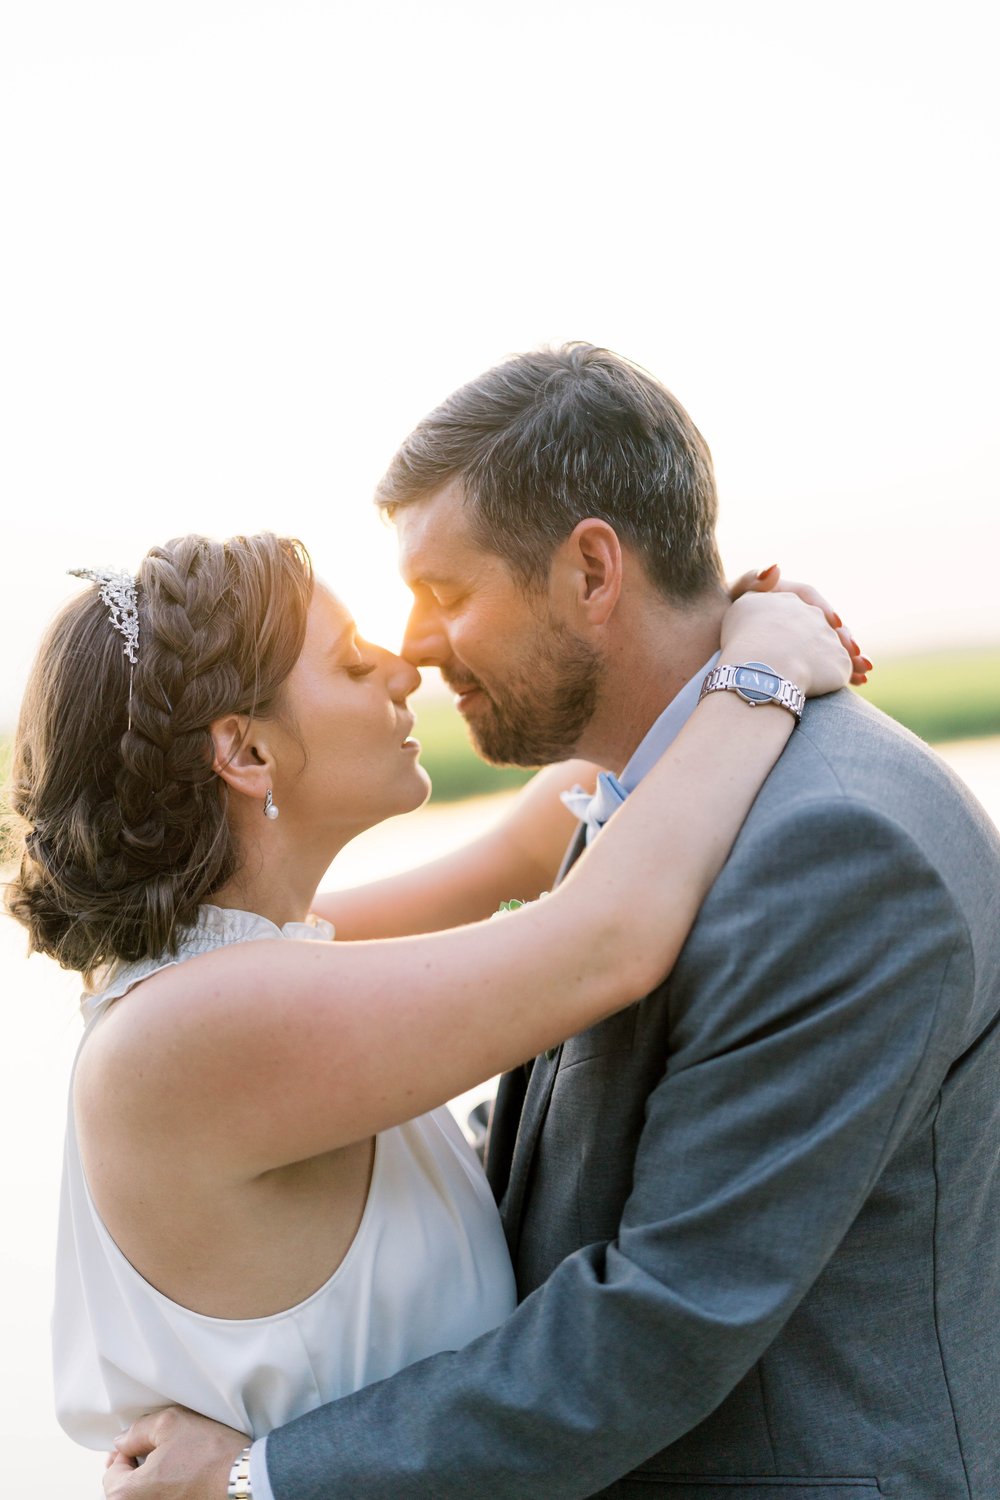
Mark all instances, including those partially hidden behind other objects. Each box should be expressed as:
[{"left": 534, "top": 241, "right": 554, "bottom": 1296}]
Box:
[
  {"left": 554, "top": 519, "right": 623, "bottom": 626},
  {"left": 210, "top": 714, "right": 275, "bottom": 801}
]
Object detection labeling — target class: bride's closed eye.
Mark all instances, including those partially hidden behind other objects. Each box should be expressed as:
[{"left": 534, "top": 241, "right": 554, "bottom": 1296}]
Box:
[{"left": 344, "top": 636, "right": 378, "bottom": 678}]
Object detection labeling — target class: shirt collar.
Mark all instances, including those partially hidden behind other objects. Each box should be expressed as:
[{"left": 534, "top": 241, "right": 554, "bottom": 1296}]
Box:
[{"left": 617, "top": 650, "right": 721, "bottom": 793}]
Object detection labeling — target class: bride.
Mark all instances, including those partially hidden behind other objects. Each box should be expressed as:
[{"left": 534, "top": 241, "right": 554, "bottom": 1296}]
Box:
[{"left": 4, "top": 531, "right": 849, "bottom": 1456}]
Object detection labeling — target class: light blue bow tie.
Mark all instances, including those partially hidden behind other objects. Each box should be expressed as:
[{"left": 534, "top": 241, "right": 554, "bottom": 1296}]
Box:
[{"left": 560, "top": 770, "right": 629, "bottom": 843}]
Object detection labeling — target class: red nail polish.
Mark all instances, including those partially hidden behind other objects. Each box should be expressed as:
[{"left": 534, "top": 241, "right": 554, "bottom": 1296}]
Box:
[
  {"left": 757, "top": 564, "right": 777, "bottom": 579},
  {"left": 859, "top": 657, "right": 874, "bottom": 672},
  {"left": 850, "top": 640, "right": 860, "bottom": 655},
  {"left": 831, "top": 613, "right": 843, "bottom": 629}
]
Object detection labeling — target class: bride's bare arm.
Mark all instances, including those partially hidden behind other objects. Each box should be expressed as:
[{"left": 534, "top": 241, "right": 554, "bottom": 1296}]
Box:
[
  {"left": 92, "top": 593, "right": 849, "bottom": 1172},
  {"left": 311, "top": 759, "right": 603, "bottom": 939}
]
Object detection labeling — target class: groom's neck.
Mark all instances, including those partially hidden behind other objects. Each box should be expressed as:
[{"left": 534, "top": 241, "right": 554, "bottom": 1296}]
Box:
[{"left": 579, "top": 585, "right": 729, "bottom": 773}]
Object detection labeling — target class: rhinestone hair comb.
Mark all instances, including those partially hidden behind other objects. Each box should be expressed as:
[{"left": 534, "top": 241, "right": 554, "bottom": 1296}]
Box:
[{"left": 68, "top": 567, "right": 140, "bottom": 725}]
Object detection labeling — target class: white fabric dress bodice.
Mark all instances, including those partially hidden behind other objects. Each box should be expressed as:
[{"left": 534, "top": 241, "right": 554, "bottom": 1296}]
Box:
[{"left": 53, "top": 905, "right": 516, "bottom": 1447}]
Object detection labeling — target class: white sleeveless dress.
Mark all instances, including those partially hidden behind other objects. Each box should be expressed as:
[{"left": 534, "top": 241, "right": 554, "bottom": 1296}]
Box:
[{"left": 52, "top": 904, "right": 516, "bottom": 1447}]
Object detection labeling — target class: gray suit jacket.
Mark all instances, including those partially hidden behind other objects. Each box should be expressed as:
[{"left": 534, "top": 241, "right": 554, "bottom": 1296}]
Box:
[{"left": 267, "top": 691, "right": 1000, "bottom": 1499}]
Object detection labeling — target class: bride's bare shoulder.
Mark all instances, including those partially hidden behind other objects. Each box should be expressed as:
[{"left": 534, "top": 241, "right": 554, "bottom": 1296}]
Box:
[{"left": 75, "top": 939, "right": 293, "bottom": 1108}]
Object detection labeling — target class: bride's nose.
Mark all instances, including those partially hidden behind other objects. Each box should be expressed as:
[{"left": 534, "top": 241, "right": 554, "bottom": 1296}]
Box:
[{"left": 384, "top": 650, "right": 421, "bottom": 702}]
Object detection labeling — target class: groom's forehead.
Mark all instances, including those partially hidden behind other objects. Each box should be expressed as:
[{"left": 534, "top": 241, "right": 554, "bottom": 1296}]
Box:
[{"left": 394, "top": 482, "right": 482, "bottom": 582}]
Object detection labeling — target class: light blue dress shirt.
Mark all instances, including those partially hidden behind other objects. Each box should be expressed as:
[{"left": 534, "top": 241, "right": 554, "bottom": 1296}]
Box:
[{"left": 561, "top": 652, "right": 720, "bottom": 842}]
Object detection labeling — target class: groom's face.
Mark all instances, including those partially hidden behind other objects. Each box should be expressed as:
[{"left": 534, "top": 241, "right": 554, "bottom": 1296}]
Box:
[{"left": 396, "top": 481, "right": 602, "bottom": 766}]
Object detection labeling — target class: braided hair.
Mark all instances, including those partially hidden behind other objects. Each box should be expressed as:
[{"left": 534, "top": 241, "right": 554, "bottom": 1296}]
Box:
[{"left": 5, "top": 533, "right": 313, "bottom": 980}]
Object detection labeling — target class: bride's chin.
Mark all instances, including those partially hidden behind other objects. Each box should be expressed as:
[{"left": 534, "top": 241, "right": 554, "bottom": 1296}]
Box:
[
  {"left": 403, "top": 765, "right": 433, "bottom": 812},
  {"left": 331, "top": 765, "right": 433, "bottom": 835},
  {"left": 354, "top": 769, "right": 433, "bottom": 830}
]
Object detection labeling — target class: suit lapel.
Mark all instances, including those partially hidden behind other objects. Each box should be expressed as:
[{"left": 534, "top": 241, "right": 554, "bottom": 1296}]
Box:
[
  {"left": 490, "top": 821, "right": 588, "bottom": 1252},
  {"left": 484, "top": 1066, "right": 527, "bottom": 1204},
  {"left": 498, "top": 1045, "right": 563, "bottom": 1253}
]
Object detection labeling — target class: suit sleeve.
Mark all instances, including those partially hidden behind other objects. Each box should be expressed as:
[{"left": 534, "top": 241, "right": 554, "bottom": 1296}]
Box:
[{"left": 264, "top": 799, "right": 971, "bottom": 1499}]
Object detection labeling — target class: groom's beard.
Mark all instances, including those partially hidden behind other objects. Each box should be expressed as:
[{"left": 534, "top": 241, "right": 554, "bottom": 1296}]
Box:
[{"left": 446, "top": 620, "right": 602, "bottom": 767}]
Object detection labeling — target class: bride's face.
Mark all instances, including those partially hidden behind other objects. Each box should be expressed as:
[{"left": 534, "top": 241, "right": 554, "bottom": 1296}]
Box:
[{"left": 268, "top": 584, "right": 429, "bottom": 835}]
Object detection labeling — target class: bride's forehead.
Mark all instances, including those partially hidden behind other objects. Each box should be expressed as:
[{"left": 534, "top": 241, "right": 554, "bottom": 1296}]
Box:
[{"left": 309, "top": 583, "right": 353, "bottom": 632}]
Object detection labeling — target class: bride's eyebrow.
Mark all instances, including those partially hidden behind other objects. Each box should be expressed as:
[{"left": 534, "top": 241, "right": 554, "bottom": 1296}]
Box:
[{"left": 326, "top": 622, "right": 357, "bottom": 659}]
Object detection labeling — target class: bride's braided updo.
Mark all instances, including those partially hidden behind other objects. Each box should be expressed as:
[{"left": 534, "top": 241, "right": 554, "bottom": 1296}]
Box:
[{"left": 5, "top": 532, "right": 313, "bottom": 980}]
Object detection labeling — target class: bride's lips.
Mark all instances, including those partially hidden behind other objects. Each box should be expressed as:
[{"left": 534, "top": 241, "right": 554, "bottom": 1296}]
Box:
[{"left": 399, "top": 714, "right": 419, "bottom": 750}]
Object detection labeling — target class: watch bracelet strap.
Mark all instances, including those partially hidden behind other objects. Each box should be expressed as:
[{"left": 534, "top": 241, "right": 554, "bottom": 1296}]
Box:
[
  {"left": 700, "top": 663, "right": 805, "bottom": 720},
  {"left": 227, "top": 1445, "right": 253, "bottom": 1500}
]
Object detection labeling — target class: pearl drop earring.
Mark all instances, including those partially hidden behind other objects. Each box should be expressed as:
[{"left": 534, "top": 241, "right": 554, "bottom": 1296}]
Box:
[{"left": 263, "top": 789, "right": 280, "bottom": 820}]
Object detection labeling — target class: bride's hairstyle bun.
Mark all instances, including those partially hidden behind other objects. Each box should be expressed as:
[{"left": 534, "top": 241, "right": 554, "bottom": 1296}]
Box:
[{"left": 4, "top": 532, "right": 313, "bottom": 980}]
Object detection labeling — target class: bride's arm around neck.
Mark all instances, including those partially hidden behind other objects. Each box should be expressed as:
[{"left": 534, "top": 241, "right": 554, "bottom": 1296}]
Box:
[{"left": 312, "top": 759, "right": 604, "bottom": 940}]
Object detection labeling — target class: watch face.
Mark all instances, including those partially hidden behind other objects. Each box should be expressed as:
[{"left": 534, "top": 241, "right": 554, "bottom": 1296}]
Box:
[{"left": 734, "top": 664, "right": 780, "bottom": 703}]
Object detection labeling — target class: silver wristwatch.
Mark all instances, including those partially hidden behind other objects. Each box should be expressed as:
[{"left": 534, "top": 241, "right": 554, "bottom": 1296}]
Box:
[
  {"left": 227, "top": 1446, "right": 253, "bottom": 1500},
  {"left": 699, "top": 661, "right": 805, "bottom": 721}
]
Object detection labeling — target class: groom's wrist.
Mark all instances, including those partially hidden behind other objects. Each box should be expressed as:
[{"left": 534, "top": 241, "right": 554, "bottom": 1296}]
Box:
[
  {"left": 227, "top": 1445, "right": 253, "bottom": 1498},
  {"left": 248, "top": 1438, "right": 277, "bottom": 1500}
]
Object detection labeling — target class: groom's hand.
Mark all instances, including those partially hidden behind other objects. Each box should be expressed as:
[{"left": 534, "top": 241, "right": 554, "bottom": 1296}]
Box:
[{"left": 103, "top": 1406, "right": 248, "bottom": 1500}]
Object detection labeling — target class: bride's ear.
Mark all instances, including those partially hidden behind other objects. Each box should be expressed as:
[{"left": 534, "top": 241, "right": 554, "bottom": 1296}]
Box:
[{"left": 210, "top": 714, "right": 275, "bottom": 801}]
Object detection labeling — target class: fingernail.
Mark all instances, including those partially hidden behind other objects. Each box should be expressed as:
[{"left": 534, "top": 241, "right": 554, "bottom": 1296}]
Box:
[
  {"left": 850, "top": 639, "right": 860, "bottom": 655},
  {"left": 859, "top": 657, "right": 873, "bottom": 672},
  {"left": 857, "top": 675, "right": 869, "bottom": 684},
  {"left": 831, "top": 613, "right": 843, "bottom": 629},
  {"left": 757, "top": 564, "right": 778, "bottom": 579}
]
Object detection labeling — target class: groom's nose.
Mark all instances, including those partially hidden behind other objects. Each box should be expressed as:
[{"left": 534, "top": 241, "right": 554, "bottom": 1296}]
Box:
[{"left": 401, "top": 598, "right": 449, "bottom": 668}]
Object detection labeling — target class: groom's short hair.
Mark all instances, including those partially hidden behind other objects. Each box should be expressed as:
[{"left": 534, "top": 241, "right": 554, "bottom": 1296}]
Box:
[{"left": 375, "top": 343, "right": 724, "bottom": 601}]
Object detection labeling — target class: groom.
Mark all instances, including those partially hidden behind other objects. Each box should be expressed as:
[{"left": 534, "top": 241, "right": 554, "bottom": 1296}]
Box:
[{"left": 110, "top": 346, "right": 1000, "bottom": 1497}]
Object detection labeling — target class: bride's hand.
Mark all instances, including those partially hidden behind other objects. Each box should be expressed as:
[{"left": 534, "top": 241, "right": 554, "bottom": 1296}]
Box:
[
  {"left": 728, "top": 565, "right": 872, "bottom": 685},
  {"left": 719, "top": 590, "right": 853, "bottom": 701}
]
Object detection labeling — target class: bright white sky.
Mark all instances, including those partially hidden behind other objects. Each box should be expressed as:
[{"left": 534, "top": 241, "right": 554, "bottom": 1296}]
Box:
[{"left": 2, "top": 0, "right": 998, "bottom": 731}]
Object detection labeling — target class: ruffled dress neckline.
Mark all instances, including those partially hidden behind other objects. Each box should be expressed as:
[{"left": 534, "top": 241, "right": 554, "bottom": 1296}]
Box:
[{"left": 80, "top": 903, "right": 335, "bottom": 1025}]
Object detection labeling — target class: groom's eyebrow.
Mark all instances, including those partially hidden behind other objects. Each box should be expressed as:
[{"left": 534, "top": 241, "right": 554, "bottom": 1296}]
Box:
[{"left": 409, "top": 570, "right": 457, "bottom": 590}]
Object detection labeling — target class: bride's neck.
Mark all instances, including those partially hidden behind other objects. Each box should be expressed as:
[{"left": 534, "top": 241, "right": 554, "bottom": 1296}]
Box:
[{"left": 210, "top": 832, "right": 332, "bottom": 928}]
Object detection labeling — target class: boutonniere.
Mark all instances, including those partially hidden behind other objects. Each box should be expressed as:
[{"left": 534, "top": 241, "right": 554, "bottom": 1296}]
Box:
[{"left": 493, "top": 893, "right": 548, "bottom": 918}]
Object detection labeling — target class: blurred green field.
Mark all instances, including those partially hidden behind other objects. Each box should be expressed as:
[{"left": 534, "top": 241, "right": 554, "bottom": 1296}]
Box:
[
  {"left": 854, "top": 646, "right": 1000, "bottom": 747},
  {"left": 1, "top": 649, "right": 998, "bottom": 813}
]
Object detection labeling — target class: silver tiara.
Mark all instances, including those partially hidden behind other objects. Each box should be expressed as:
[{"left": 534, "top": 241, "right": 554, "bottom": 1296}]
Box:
[{"left": 68, "top": 567, "right": 140, "bottom": 725}]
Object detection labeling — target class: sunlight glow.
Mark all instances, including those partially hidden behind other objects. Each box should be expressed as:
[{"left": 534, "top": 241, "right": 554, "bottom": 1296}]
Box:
[{"left": 2, "top": 1, "right": 998, "bottom": 731}]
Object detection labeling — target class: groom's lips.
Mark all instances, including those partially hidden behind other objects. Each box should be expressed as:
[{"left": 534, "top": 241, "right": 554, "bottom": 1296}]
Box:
[
  {"left": 451, "top": 685, "right": 483, "bottom": 714},
  {"left": 442, "top": 668, "right": 487, "bottom": 716}
]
